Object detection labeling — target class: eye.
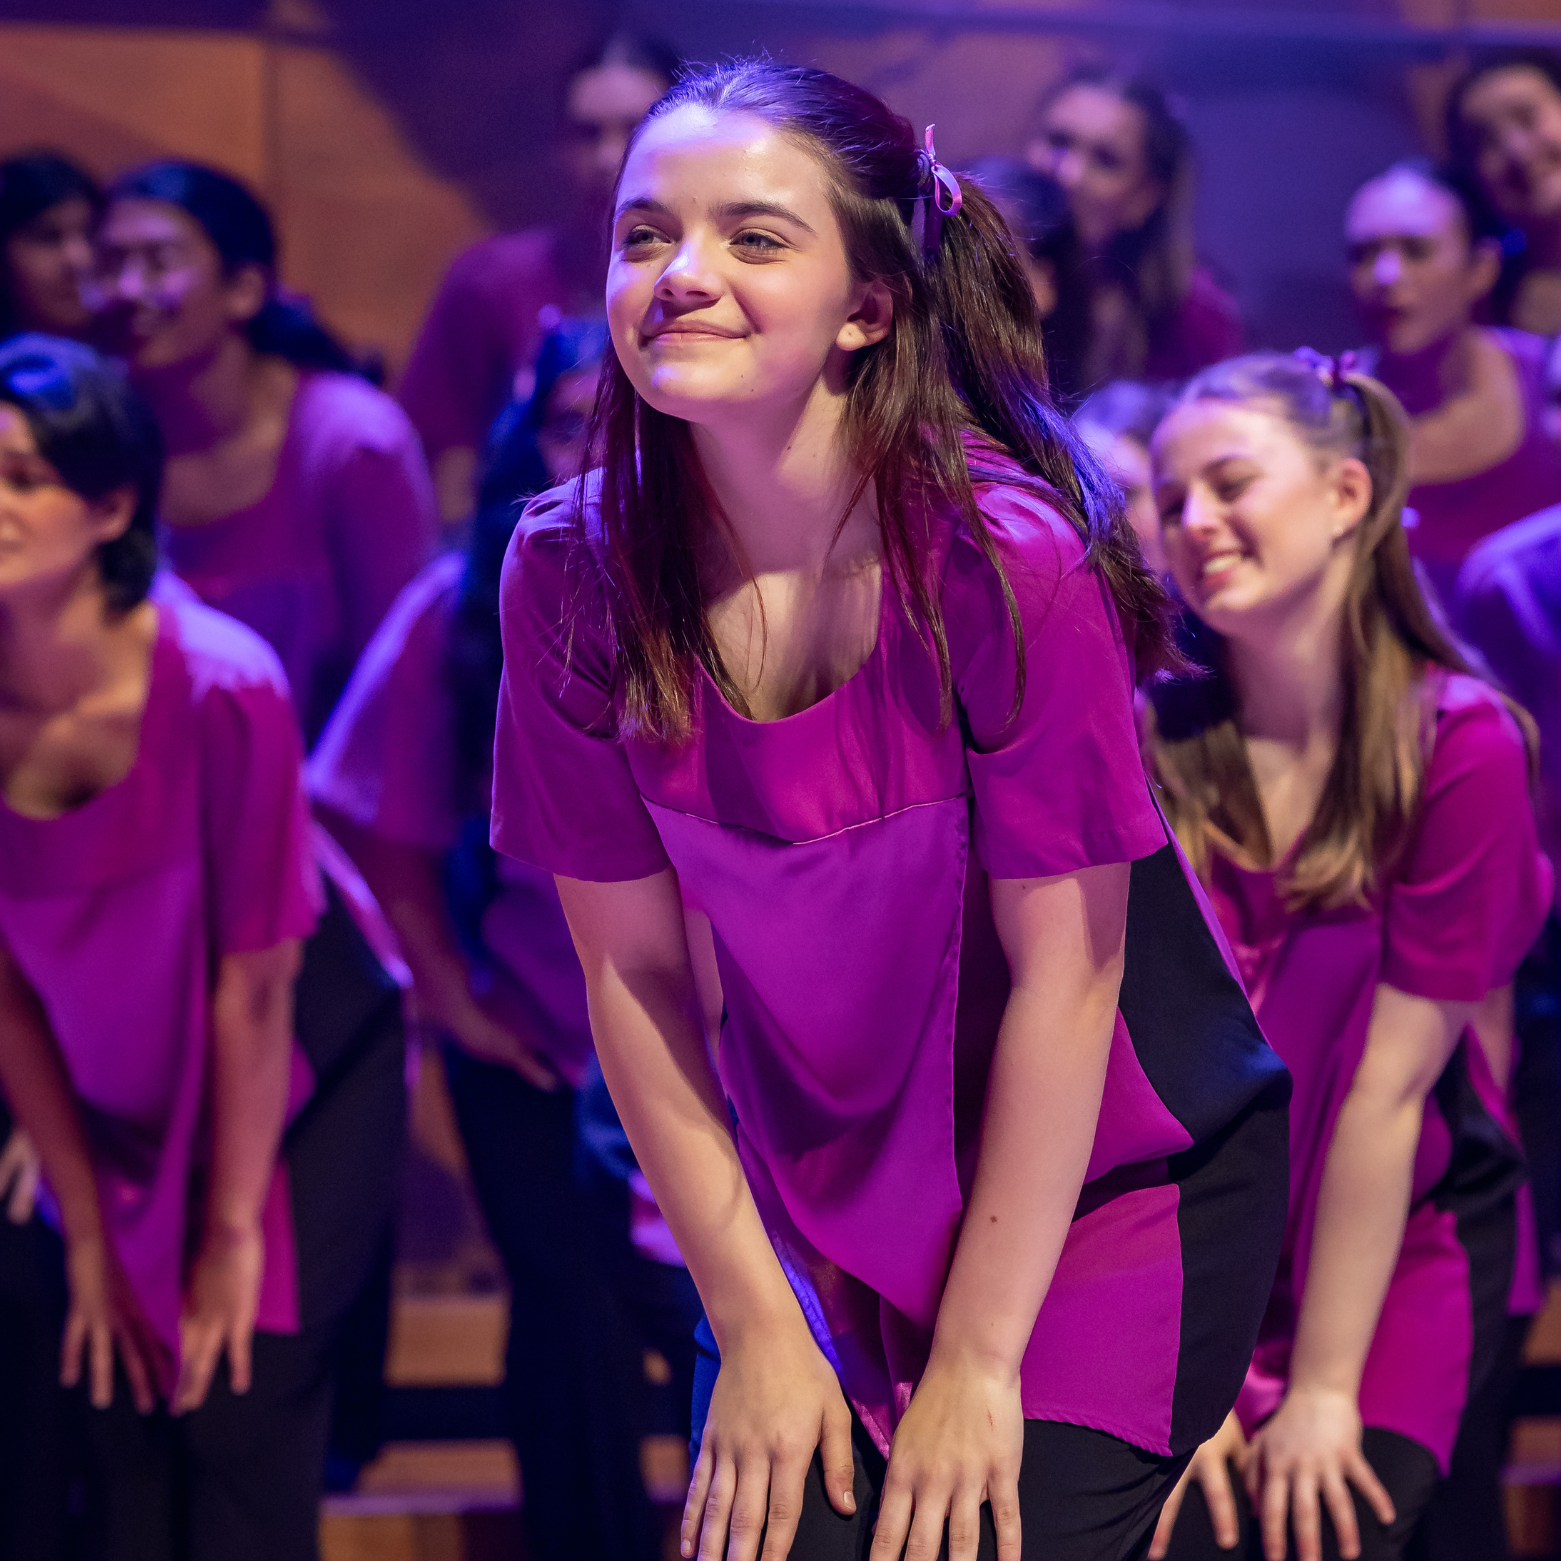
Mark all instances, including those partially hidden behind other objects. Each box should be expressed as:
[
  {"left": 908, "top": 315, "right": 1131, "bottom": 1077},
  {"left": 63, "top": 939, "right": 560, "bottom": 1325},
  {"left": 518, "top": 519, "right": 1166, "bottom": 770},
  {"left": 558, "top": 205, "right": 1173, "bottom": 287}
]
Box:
[
  {"left": 1214, "top": 475, "right": 1252, "bottom": 504},
  {"left": 1093, "top": 148, "right": 1124, "bottom": 173},
  {"left": 1155, "top": 492, "right": 1185, "bottom": 527},
  {"left": 620, "top": 224, "right": 664, "bottom": 250},
  {"left": 1403, "top": 237, "right": 1434, "bottom": 263},
  {"left": 732, "top": 230, "right": 784, "bottom": 256}
]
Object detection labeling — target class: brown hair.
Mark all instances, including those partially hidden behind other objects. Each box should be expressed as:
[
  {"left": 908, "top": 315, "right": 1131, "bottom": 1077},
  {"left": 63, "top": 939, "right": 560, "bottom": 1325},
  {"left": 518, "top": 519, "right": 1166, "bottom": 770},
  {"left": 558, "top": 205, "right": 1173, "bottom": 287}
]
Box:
[
  {"left": 1145, "top": 352, "right": 1528, "bottom": 910},
  {"left": 582, "top": 59, "right": 1173, "bottom": 742}
]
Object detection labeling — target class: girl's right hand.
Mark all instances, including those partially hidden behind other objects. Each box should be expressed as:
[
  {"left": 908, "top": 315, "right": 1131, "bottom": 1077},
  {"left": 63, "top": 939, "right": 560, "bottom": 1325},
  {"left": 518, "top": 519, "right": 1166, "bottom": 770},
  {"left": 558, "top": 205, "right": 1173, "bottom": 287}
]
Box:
[
  {"left": 0, "top": 1126, "right": 39, "bottom": 1224},
  {"left": 682, "top": 1318, "right": 857, "bottom": 1561},
  {"left": 1149, "top": 1410, "right": 1250, "bottom": 1558},
  {"left": 442, "top": 972, "right": 561, "bottom": 1092},
  {"left": 61, "top": 1233, "right": 172, "bottom": 1414}
]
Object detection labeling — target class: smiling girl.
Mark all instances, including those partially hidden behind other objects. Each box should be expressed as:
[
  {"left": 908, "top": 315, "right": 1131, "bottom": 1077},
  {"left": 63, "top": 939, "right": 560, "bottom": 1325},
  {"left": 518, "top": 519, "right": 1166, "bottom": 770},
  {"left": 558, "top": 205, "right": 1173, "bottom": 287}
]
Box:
[
  {"left": 1143, "top": 354, "right": 1551, "bottom": 1561},
  {"left": 491, "top": 61, "right": 1289, "bottom": 1561}
]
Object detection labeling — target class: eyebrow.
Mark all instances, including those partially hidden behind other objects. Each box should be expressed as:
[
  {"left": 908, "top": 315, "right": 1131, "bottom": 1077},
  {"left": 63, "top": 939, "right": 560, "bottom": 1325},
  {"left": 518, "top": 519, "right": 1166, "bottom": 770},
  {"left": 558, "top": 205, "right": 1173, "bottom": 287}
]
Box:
[{"left": 613, "top": 195, "right": 817, "bottom": 235}]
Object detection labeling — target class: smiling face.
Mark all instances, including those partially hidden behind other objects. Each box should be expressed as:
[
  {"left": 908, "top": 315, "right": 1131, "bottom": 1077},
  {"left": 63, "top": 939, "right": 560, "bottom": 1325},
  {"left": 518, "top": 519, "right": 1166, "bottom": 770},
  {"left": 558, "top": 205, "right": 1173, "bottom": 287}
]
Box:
[
  {"left": 1345, "top": 170, "right": 1497, "bottom": 355},
  {"left": 95, "top": 199, "right": 265, "bottom": 371},
  {"left": 0, "top": 402, "right": 132, "bottom": 602},
  {"left": 607, "top": 105, "right": 891, "bottom": 434},
  {"left": 1031, "top": 85, "right": 1162, "bottom": 251},
  {"left": 6, "top": 196, "right": 98, "bottom": 336},
  {"left": 1457, "top": 66, "right": 1561, "bottom": 226},
  {"left": 1151, "top": 399, "right": 1370, "bottom": 642}
]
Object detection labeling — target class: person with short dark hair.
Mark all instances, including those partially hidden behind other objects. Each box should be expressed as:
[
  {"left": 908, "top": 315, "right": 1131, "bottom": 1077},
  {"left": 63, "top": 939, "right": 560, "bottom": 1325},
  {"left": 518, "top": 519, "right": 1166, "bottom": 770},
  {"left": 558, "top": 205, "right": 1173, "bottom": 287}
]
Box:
[
  {"left": 397, "top": 33, "right": 681, "bottom": 521},
  {"left": 0, "top": 151, "right": 101, "bottom": 342},
  {"left": 1345, "top": 159, "right": 1561, "bottom": 606},
  {"left": 0, "top": 333, "right": 331, "bottom": 1559},
  {"left": 1446, "top": 52, "right": 1561, "bottom": 335},
  {"left": 1028, "top": 65, "right": 1243, "bottom": 392},
  {"left": 95, "top": 160, "right": 438, "bottom": 747}
]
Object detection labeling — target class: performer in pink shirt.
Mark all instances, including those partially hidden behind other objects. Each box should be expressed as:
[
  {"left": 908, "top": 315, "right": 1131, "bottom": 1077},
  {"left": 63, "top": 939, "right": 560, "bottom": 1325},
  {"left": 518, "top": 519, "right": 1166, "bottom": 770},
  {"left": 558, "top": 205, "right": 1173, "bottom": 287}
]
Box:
[
  {"left": 0, "top": 152, "right": 101, "bottom": 343},
  {"left": 1144, "top": 352, "right": 1550, "bottom": 1561},
  {"left": 492, "top": 60, "right": 1289, "bottom": 1561},
  {"left": 95, "top": 162, "right": 438, "bottom": 746},
  {"left": 1345, "top": 161, "right": 1561, "bottom": 608},
  {"left": 0, "top": 335, "right": 333, "bottom": 1559},
  {"left": 398, "top": 33, "right": 680, "bottom": 520}
]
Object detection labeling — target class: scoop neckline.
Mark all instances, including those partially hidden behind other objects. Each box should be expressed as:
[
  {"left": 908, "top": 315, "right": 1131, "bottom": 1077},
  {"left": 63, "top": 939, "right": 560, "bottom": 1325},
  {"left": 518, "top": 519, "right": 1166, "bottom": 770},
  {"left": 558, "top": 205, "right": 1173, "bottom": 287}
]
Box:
[
  {"left": 0, "top": 605, "right": 171, "bottom": 825},
  {"left": 696, "top": 562, "right": 890, "bottom": 729}
]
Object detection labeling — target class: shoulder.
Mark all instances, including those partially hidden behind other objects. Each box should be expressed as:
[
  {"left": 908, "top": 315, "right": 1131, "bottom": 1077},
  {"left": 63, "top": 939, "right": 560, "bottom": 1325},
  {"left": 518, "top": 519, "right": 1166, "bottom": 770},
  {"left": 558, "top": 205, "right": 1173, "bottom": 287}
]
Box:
[
  {"left": 373, "top": 552, "right": 465, "bottom": 656},
  {"left": 1457, "top": 502, "right": 1561, "bottom": 600},
  {"left": 1488, "top": 325, "right": 1550, "bottom": 374},
  {"left": 292, "top": 370, "right": 423, "bottom": 462},
  {"left": 1425, "top": 672, "right": 1530, "bottom": 787},
  {"left": 1181, "top": 267, "right": 1243, "bottom": 330},
  {"left": 162, "top": 595, "right": 296, "bottom": 719},
  {"left": 944, "top": 470, "right": 1090, "bottom": 611},
  {"left": 501, "top": 474, "right": 612, "bottom": 644},
  {"left": 440, "top": 229, "right": 558, "bottom": 295}
]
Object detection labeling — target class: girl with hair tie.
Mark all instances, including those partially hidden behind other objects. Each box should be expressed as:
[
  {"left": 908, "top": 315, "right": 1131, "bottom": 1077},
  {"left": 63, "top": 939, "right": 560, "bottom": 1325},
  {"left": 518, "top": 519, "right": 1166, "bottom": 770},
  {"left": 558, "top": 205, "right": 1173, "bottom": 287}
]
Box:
[
  {"left": 1144, "top": 353, "right": 1551, "bottom": 1561},
  {"left": 492, "top": 58, "right": 1290, "bottom": 1561},
  {"left": 95, "top": 161, "right": 438, "bottom": 748}
]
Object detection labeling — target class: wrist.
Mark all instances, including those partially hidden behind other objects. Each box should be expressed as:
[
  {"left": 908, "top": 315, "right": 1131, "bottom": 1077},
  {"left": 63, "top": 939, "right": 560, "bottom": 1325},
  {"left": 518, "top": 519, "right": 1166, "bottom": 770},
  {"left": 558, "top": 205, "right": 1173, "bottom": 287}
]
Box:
[{"left": 924, "top": 1334, "right": 1024, "bottom": 1389}]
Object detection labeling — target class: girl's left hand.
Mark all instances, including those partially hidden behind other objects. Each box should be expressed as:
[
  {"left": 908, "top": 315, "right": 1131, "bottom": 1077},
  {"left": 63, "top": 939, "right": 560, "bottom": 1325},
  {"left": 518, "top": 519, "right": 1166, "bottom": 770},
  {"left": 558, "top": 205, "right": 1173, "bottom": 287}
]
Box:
[
  {"left": 1244, "top": 1386, "right": 1394, "bottom": 1561},
  {"left": 0, "top": 1127, "right": 40, "bottom": 1224},
  {"left": 871, "top": 1355, "right": 1024, "bottom": 1561},
  {"left": 173, "top": 1223, "right": 264, "bottom": 1415}
]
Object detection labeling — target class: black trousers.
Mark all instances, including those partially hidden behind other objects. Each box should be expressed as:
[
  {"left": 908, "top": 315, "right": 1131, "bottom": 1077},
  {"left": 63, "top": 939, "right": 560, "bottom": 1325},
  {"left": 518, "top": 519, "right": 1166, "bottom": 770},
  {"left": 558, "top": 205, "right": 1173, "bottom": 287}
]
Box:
[
  {"left": 77, "top": 883, "right": 407, "bottom": 1561},
  {"left": 1162, "top": 1428, "right": 1440, "bottom": 1561},
  {"left": 444, "top": 1044, "right": 701, "bottom": 1561},
  {"left": 691, "top": 1324, "right": 1190, "bottom": 1561}
]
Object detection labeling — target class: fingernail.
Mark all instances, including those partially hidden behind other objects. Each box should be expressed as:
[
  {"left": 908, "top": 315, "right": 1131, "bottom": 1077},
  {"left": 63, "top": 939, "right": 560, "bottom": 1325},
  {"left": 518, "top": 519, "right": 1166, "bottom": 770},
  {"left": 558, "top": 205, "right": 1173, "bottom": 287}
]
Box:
[{"left": 843, "top": 1491, "right": 856, "bottom": 1511}]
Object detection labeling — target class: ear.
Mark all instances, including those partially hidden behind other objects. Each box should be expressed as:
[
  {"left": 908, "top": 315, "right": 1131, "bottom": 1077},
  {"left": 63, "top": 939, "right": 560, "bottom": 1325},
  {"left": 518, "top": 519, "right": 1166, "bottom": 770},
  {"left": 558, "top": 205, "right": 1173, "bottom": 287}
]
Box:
[
  {"left": 223, "top": 262, "right": 270, "bottom": 327},
  {"left": 1328, "top": 455, "right": 1373, "bottom": 542},
  {"left": 1467, "top": 237, "right": 1503, "bottom": 304},
  {"left": 836, "top": 278, "right": 894, "bottom": 353},
  {"left": 87, "top": 486, "right": 137, "bottom": 546}
]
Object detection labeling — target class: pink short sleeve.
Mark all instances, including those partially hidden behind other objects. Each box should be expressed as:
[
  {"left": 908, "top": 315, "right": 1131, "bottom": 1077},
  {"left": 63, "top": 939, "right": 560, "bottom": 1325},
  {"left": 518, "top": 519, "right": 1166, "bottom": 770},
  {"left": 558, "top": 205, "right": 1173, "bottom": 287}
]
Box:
[
  {"left": 491, "top": 487, "right": 671, "bottom": 883},
  {"left": 308, "top": 555, "right": 465, "bottom": 852},
  {"left": 1381, "top": 676, "right": 1553, "bottom": 1001},
  {"left": 192, "top": 625, "right": 323, "bottom": 955},
  {"left": 946, "top": 483, "right": 1163, "bottom": 879}
]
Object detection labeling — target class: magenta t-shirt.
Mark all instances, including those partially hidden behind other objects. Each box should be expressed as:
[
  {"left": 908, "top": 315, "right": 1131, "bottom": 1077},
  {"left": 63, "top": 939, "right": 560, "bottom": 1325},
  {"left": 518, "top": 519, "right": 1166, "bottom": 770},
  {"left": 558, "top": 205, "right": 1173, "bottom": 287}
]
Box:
[
  {"left": 0, "top": 597, "right": 322, "bottom": 1358},
  {"left": 397, "top": 230, "right": 567, "bottom": 464},
  {"left": 1405, "top": 330, "right": 1561, "bottom": 608},
  {"left": 160, "top": 370, "right": 439, "bottom": 746},
  {"left": 1210, "top": 674, "right": 1551, "bottom": 1470},
  {"left": 492, "top": 465, "right": 1290, "bottom": 1458},
  {"left": 307, "top": 554, "right": 593, "bottom": 1086},
  {"left": 1145, "top": 266, "right": 1245, "bottom": 383}
]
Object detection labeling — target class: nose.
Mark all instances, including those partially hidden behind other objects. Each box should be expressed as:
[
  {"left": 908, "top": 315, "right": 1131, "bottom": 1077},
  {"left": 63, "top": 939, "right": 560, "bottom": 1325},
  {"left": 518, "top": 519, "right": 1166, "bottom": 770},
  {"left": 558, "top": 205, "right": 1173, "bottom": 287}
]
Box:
[
  {"left": 62, "top": 235, "right": 94, "bottom": 279},
  {"left": 101, "top": 257, "right": 145, "bottom": 304},
  {"left": 654, "top": 232, "right": 722, "bottom": 303},
  {"left": 1372, "top": 250, "right": 1402, "bottom": 287},
  {"left": 1052, "top": 148, "right": 1086, "bottom": 192},
  {"left": 1180, "top": 486, "right": 1223, "bottom": 539}
]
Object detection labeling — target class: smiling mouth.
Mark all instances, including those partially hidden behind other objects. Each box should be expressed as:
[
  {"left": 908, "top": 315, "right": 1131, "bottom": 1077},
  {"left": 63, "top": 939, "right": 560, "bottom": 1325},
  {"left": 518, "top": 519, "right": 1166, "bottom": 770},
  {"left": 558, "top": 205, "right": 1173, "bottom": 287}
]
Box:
[
  {"left": 1200, "top": 551, "right": 1246, "bottom": 583},
  {"left": 646, "top": 326, "right": 742, "bottom": 344}
]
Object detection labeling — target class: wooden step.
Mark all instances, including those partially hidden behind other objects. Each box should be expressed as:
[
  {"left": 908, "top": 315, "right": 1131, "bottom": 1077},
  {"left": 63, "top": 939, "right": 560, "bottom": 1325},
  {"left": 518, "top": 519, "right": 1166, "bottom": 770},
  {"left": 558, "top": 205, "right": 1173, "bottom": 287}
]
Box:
[{"left": 387, "top": 1293, "right": 508, "bottom": 1388}]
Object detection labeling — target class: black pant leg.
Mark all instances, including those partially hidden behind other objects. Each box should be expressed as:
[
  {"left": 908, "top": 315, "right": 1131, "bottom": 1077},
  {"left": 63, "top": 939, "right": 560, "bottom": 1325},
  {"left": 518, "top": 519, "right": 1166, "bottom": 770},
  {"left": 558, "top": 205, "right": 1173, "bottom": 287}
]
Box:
[
  {"left": 0, "top": 1213, "right": 73, "bottom": 1561},
  {"left": 444, "top": 1046, "right": 658, "bottom": 1561},
  {"left": 74, "top": 1375, "right": 180, "bottom": 1561},
  {"left": 182, "top": 1330, "right": 335, "bottom": 1561},
  {"left": 1163, "top": 1427, "right": 1440, "bottom": 1561}
]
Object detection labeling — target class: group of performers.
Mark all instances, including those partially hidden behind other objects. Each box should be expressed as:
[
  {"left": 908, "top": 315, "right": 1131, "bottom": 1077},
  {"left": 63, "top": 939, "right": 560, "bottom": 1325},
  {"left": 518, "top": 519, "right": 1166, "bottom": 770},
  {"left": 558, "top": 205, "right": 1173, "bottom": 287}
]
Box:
[{"left": 1, "top": 32, "right": 1561, "bottom": 1561}]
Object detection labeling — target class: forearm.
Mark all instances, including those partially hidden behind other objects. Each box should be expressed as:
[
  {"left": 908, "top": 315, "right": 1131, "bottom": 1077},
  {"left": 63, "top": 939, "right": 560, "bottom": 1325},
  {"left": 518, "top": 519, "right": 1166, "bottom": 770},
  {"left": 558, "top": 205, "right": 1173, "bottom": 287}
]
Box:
[
  {"left": 0, "top": 951, "right": 104, "bottom": 1247},
  {"left": 1287, "top": 1084, "right": 1425, "bottom": 1398},
  {"left": 205, "top": 945, "right": 300, "bottom": 1237},
  {"left": 559, "top": 873, "right": 807, "bottom": 1350},
  {"left": 931, "top": 970, "right": 1117, "bottom": 1377}
]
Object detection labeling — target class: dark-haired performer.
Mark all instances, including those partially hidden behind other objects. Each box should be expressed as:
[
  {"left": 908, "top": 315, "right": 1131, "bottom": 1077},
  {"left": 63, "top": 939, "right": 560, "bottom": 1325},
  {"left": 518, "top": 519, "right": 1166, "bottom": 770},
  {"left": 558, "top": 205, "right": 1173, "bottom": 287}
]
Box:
[
  {"left": 96, "top": 161, "right": 437, "bottom": 747},
  {"left": 1346, "top": 161, "right": 1561, "bottom": 606},
  {"left": 493, "top": 61, "right": 1289, "bottom": 1561},
  {"left": 0, "top": 337, "right": 329, "bottom": 1559},
  {"left": 0, "top": 151, "right": 101, "bottom": 342},
  {"left": 398, "top": 33, "right": 680, "bottom": 520},
  {"left": 1446, "top": 51, "right": 1561, "bottom": 336}
]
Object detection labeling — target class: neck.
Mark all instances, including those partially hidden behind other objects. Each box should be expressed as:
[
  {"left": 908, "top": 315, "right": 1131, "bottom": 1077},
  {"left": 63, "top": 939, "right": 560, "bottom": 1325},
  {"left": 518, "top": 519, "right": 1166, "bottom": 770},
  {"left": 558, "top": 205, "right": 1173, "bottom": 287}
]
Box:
[
  {"left": 1374, "top": 325, "right": 1479, "bottom": 417},
  {"left": 130, "top": 332, "right": 258, "bottom": 455},
  {"left": 690, "top": 379, "right": 872, "bottom": 575},
  {"left": 0, "top": 568, "right": 124, "bottom": 714},
  {"left": 1225, "top": 595, "right": 1346, "bottom": 751}
]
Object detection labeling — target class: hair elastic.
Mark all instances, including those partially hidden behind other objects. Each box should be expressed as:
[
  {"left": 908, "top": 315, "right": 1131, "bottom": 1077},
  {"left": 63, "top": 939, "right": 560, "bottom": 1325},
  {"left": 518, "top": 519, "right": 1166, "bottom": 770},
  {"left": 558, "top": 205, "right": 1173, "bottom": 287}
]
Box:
[
  {"left": 913, "top": 125, "right": 963, "bottom": 258},
  {"left": 1292, "top": 346, "right": 1358, "bottom": 393}
]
